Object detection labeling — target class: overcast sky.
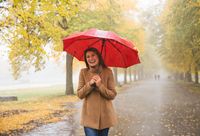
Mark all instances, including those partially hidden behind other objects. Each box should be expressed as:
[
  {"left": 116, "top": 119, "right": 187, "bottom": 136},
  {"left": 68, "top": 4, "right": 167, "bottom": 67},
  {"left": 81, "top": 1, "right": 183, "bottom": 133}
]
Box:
[{"left": 137, "top": 0, "right": 163, "bottom": 10}]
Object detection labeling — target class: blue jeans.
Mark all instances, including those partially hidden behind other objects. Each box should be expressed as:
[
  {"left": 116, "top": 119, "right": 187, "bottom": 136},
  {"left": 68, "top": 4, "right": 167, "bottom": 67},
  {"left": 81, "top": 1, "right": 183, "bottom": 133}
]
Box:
[{"left": 84, "top": 127, "right": 109, "bottom": 136}]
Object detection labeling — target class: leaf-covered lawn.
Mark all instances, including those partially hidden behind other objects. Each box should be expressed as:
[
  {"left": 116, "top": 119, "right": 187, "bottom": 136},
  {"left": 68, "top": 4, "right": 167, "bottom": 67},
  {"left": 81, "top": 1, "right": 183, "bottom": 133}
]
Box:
[
  {"left": 0, "top": 85, "right": 67, "bottom": 101},
  {"left": 0, "top": 95, "right": 78, "bottom": 135},
  {"left": 176, "top": 80, "right": 200, "bottom": 94}
]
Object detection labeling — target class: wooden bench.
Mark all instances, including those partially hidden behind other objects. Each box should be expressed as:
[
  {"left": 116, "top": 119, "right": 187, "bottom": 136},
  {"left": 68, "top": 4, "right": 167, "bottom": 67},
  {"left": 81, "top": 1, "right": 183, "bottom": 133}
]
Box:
[{"left": 0, "top": 96, "right": 18, "bottom": 102}]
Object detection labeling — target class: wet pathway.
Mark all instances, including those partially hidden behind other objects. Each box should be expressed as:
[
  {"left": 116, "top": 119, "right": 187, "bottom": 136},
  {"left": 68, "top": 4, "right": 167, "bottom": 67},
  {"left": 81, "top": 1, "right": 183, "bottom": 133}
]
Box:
[
  {"left": 23, "top": 80, "right": 200, "bottom": 136},
  {"left": 110, "top": 80, "right": 200, "bottom": 136}
]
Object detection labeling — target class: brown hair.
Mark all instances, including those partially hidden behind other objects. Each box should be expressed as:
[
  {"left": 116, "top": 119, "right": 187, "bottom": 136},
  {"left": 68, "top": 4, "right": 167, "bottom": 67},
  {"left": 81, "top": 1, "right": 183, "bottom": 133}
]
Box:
[{"left": 84, "top": 47, "right": 107, "bottom": 69}]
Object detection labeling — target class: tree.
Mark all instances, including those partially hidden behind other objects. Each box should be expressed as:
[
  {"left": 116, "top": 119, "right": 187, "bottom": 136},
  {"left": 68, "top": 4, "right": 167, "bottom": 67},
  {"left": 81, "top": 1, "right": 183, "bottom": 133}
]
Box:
[
  {"left": 0, "top": 0, "right": 79, "bottom": 79},
  {"left": 159, "top": 0, "right": 200, "bottom": 83}
]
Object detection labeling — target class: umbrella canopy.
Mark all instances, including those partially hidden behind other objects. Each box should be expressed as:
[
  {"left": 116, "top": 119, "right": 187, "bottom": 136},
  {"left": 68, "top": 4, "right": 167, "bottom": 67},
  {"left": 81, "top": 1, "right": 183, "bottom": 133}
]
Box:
[{"left": 63, "top": 28, "right": 140, "bottom": 68}]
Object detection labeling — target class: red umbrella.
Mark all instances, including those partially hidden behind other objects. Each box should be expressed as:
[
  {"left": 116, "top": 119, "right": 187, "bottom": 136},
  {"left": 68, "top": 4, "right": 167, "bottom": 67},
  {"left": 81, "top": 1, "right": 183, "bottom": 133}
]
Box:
[{"left": 63, "top": 28, "right": 140, "bottom": 68}]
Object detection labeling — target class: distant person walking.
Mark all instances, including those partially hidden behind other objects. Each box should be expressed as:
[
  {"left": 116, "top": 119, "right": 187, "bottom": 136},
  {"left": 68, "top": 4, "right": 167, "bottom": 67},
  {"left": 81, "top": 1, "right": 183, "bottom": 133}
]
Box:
[
  {"left": 77, "top": 48, "right": 117, "bottom": 136},
  {"left": 154, "top": 74, "right": 160, "bottom": 80},
  {"left": 154, "top": 74, "right": 157, "bottom": 80},
  {"left": 158, "top": 74, "right": 160, "bottom": 80}
]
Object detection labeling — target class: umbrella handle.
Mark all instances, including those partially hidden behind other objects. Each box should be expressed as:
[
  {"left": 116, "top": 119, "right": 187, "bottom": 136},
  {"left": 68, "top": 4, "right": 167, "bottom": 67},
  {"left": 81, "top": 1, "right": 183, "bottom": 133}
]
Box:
[{"left": 101, "top": 39, "right": 106, "bottom": 55}]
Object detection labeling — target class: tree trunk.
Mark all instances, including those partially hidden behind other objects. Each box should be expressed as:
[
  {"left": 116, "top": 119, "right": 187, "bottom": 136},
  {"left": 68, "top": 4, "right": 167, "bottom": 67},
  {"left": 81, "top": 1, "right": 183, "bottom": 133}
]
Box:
[
  {"left": 179, "top": 72, "right": 184, "bottom": 80},
  {"left": 194, "top": 65, "right": 199, "bottom": 84},
  {"left": 138, "top": 69, "right": 142, "bottom": 80},
  {"left": 129, "top": 67, "right": 132, "bottom": 82},
  {"left": 185, "top": 69, "right": 192, "bottom": 82},
  {"left": 113, "top": 68, "right": 120, "bottom": 86},
  {"left": 124, "top": 68, "right": 127, "bottom": 84},
  {"left": 65, "top": 53, "right": 74, "bottom": 95},
  {"left": 140, "top": 67, "right": 144, "bottom": 80},
  {"left": 133, "top": 69, "right": 137, "bottom": 81}
]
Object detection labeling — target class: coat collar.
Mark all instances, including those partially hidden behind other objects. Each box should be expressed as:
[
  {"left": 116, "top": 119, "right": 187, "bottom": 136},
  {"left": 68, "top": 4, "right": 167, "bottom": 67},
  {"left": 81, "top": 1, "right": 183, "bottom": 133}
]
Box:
[{"left": 88, "top": 65, "right": 103, "bottom": 74}]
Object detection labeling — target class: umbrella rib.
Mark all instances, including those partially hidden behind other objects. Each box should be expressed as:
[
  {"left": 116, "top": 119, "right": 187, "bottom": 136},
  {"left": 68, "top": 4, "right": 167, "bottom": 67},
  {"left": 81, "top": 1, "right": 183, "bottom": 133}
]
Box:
[
  {"left": 109, "top": 39, "right": 137, "bottom": 52},
  {"left": 88, "top": 39, "right": 102, "bottom": 48},
  {"left": 80, "top": 39, "right": 102, "bottom": 60},
  {"left": 104, "top": 41, "right": 106, "bottom": 60},
  {"left": 107, "top": 39, "right": 127, "bottom": 67},
  {"left": 65, "top": 37, "right": 98, "bottom": 49}
]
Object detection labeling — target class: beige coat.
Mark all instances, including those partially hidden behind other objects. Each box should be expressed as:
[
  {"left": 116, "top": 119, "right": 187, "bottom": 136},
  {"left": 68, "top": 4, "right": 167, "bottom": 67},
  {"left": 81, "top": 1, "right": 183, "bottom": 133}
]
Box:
[{"left": 77, "top": 67, "right": 117, "bottom": 130}]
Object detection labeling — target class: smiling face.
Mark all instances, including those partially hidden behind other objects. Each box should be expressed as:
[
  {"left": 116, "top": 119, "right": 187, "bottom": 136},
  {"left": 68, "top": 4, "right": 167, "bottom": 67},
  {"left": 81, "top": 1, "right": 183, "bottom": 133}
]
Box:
[{"left": 86, "top": 51, "right": 99, "bottom": 68}]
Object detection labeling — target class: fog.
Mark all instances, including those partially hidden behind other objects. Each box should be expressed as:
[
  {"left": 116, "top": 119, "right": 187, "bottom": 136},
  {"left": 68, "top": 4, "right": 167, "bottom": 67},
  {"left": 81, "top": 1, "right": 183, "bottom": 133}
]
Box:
[{"left": 0, "top": 0, "right": 167, "bottom": 90}]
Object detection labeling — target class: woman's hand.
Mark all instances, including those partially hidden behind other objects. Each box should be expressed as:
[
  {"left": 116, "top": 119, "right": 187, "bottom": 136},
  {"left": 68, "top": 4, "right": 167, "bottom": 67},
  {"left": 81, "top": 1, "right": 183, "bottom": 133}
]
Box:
[
  {"left": 92, "top": 75, "right": 101, "bottom": 87},
  {"left": 89, "top": 78, "right": 96, "bottom": 86}
]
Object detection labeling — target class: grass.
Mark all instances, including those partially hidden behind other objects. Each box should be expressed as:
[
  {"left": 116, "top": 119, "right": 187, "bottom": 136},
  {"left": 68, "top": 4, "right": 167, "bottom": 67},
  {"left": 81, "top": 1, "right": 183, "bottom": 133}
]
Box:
[
  {"left": 0, "top": 85, "right": 79, "bottom": 135},
  {"left": 176, "top": 80, "right": 200, "bottom": 94},
  {"left": 0, "top": 83, "right": 126, "bottom": 135},
  {"left": 0, "top": 84, "right": 77, "bottom": 101},
  {"left": 0, "top": 95, "right": 79, "bottom": 135}
]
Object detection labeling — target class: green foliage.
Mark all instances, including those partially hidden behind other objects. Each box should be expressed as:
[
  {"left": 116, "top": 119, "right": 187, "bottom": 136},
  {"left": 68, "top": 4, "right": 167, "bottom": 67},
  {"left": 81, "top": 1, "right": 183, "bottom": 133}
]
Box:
[
  {"left": 159, "top": 0, "right": 200, "bottom": 72},
  {"left": 67, "top": 0, "right": 121, "bottom": 32},
  {"left": 0, "top": 0, "right": 143, "bottom": 79},
  {"left": 0, "top": 0, "right": 80, "bottom": 79}
]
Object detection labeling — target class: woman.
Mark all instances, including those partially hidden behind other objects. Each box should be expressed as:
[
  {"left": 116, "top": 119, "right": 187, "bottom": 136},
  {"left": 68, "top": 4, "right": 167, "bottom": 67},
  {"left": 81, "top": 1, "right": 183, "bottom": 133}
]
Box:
[{"left": 77, "top": 47, "right": 117, "bottom": 136}]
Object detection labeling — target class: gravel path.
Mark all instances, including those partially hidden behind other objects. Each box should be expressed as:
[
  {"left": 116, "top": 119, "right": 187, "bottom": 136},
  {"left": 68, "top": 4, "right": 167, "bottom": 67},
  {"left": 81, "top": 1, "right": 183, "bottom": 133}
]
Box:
[
  {"left": 23, "top": 80, "right": 200, "bottom": 136},
  {"left": 110, "top": 80, "right": 200, "bottom": 136}
]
